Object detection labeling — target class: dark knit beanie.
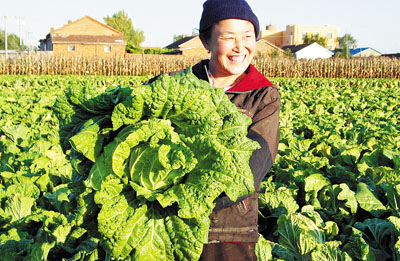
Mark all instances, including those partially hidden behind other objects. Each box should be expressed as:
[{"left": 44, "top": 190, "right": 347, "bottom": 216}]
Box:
[{"left": 199, "top": 0, "right": 260, "bottom": 38}]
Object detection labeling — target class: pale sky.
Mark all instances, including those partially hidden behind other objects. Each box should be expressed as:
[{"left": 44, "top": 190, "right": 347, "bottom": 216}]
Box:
[{"left": 3, "top": 0, "right": 400, "bottom": 54}]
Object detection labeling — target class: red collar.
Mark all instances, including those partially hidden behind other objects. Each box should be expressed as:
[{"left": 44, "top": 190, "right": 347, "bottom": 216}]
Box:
[{"left": 226, "top": 64, "right": 274, "bottom": 92}]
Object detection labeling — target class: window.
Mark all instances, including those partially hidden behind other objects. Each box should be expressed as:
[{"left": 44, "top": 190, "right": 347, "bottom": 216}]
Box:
[
  {"left": 68, "top": 45, "right": 75, "bottom": 52},
  {"left": 327, "top": 33, "right": 333, "bottom": 39},
  {"left": 104, "top": 46, "right": 111, "bottom": 53}
]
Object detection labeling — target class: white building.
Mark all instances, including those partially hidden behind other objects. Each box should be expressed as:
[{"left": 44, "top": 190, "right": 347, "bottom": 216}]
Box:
[{"left": 283, "top": 42, "right": 333, "bottom": 59}]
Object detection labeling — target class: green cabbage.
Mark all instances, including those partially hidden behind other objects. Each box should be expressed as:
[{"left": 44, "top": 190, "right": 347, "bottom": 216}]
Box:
[{"left": 54, "top": 68, "right": 260, "bottom": 260}]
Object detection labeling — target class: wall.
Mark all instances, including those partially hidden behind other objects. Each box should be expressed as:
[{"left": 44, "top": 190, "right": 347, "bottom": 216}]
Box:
[
  {"left": 353, "top": 49, "right": 381, "bottom": 57},
  {"left": 286, "top": 25, "right": 338, "bottom": 50},
  {"left": 49, "top": 17, "right": 126, "bottom": 57},
  {"left": 256, "top": 41, "right": 284, "bottom": 57},
  {"left": 53, "top": 43, "right": 125, "bottom": 57},
  {"left": 260, "top": 24, "right": 339, "bottom": 49},
  {"left": 296, "top": 45, "right": 333, "bottom": 59},
  {"left": 181, "top": 47, "right": 209, "bottom": 56},
  {"left": 260, "top": 30, "right": 285, "bottom": 47}
]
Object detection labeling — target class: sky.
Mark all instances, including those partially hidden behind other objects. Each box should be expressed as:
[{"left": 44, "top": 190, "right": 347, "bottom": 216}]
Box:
[{"left": 2, "top": 0, "right": 400, "bottom": 54}]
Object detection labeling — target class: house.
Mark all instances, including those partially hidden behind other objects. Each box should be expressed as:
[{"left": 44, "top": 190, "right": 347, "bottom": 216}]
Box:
[
  {"left": 261, "top": 24, "right": 339, "bottom": 50},
  {"left": 165, "top": 36, "right": 208, "bottom": 56},
  {"left": 350, "top": 47, "right": 381, "bottom": 57},
  {"left": 255, "top": 39, "right": 285, "bottom": 57},
  {"left": 164, "top": 36, "right": 285, "bottom": 57},
  {"left": 39, "top": 16, "right": 126, "bottom": 57},
  {"left": 382, "top": 53, "right": 400, "bottom": 58},
  {"left": 282, "top": 42, "right": 333, "bottom": 59}
]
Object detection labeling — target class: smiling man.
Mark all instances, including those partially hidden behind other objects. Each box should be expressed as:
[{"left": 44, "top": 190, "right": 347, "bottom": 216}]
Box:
[{"left": 193, "top": 0, "right": 282, "bottom": 260}]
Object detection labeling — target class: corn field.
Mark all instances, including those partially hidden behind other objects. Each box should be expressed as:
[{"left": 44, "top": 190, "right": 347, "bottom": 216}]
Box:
[{"left": 0, "top": 52, "right": 399, "bottom": 78}]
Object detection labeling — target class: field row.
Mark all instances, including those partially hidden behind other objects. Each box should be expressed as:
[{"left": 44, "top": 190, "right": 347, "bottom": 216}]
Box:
[
  {"left": 0, "top": 75, "right": 399, "bottom": 260},
  {"left": 1, "top": 54, "right": 400, "bottom": 78}
]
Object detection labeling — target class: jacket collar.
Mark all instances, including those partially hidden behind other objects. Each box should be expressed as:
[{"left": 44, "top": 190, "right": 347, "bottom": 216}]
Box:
[
  {"left": 192, "top": 60, "right": 273, "bottom": 93},
  {"left": 227, "top": 64, "right": 274, "bottom": 92}
]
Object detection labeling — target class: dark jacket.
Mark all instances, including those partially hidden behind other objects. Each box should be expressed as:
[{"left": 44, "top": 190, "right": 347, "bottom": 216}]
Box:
[{"left": 191, "top": 60, "right": 280, "bottom": 244}]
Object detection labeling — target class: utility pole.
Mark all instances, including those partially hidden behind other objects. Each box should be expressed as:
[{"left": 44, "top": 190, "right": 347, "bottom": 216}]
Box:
[
  {"left": 16, "top": 16, "right": 23, "bottom": 50},
  {"left": 27, "top": 32, "right": 32, "bottom": 52},
  {"left": 4, "top": 16, "right": 7, "bottom": 59}
]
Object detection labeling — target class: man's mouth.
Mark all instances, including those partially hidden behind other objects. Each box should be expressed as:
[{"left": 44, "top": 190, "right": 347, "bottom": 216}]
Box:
[{"left": 229, "top": 55, "right": 246, "bottom": 64}]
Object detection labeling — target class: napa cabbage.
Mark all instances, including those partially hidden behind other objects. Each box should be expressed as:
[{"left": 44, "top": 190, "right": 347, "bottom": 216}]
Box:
[{"left": 53, "top": 68, "right": 260, "bottom": 260}]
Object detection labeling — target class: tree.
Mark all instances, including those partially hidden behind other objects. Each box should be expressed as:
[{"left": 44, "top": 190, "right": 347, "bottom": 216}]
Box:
[
  {"left": 334, "top": 34, "right": 357, "bottom": 58},
  {"left": 284, "top": 48, "right": 294, "bottom": 57},
  {"left": 303, "top": 33, "right": 328, "bottom": 48},
  {"left": 104, "top": 10, "right": 145, "bottom": 51},
  {"left": 173, "top": 34, "right": 188, "bottom": 42},
  {"left": 0, "top": 30, "right": 27, "bottom": 50},
  {"left": 173, "top": 29, "right": 198, "bottom": 43}
]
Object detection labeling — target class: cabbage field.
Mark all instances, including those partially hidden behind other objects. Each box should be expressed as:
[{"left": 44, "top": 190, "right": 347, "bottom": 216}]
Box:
[{"left": 0, "top": 75, "right": 399, "bottom": 260}]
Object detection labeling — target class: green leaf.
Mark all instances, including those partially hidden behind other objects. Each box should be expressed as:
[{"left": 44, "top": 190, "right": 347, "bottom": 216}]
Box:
[
  {"left": 256, "top": 235, "right": 273, "bottom": 261},
  {"left": 355, "top": 182, "right": 386, "bottom": 217},
  {"left": 6, "top": 182, "right": 40, "bottom": 199},
  {"left": 85, "top": 152, "right": 113, "bottom": 191},
  {"left": 386, "top": 183, "right": 400, "bottom": 212},
  {"left": 97, "top": 190, "right": 174, "bottom": 260},
  {"left": 318, "top": 183, "right": 358, "bottom": 218},
  {"left": 311, "top": 241, "right": 352, "bottom": 261},
  {"left": 69, "top": 116, "right": 109, "bottom": 162},
  {"left": 1, "top": 125, "right": 30, "bottom": 145},
  {"left": 28, "top": 242, "right": 55, "bottom": 261},
  {"left": 259, "top": 183, "right": 299, "bottom": 217},
  {"left": 394, "top": 236, "right": 400, "bottom": 260},
  {"left": 127, "top": 120, "right": 197, "bottom": 201},
  {"left": 304, "top": 173, "right": 330, "bottom": 193},
  {"left": 354, "top": 218, "right": 396, "bottom": 259},
  {"left": 337, "top": 183, "right": 358, "bottom": 214},
  {"left": 44, "top": 184, "right": 72, "bottom": 214},
  {"left": 388, "top": 216, "right": 400, "bottom": 234},
  {"left": 4, "top": 194, "right": 35, "bottom": 222},
  {"left": 277, "top": 213, "right": 321, "bottom": 259},
  {"left": 164, "top": 210, "right": 209, "bottom": 261},
  {"left": 111, "top": 86, "right": 148, "bottom": 130},
  {"left": 342, "top": 227, "right": 375, "bottom": 260}
]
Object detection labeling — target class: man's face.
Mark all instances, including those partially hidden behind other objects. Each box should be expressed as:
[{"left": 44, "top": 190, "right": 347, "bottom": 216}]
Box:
[{"left": 207, "top": 19, "right": 257, "bottom": 78}]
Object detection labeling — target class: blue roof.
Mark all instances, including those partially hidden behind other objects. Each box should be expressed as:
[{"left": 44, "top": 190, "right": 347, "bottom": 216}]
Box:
[{"left": 349, "top": 47, "right": 370, "bottom": 55}]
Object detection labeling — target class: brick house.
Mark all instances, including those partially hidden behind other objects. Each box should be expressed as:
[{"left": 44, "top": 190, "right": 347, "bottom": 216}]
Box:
[{"left": 39, "top": 16, "right": 126, "bottom": 57}]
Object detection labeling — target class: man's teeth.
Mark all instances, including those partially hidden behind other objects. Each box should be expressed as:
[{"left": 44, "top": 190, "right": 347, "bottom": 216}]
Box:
[{"left": 230, "top": 55, "right": 245, "bottom": 62}]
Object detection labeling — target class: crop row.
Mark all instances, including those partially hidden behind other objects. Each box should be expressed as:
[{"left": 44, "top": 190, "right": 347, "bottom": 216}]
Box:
[
  {"left": 0, "top": 75, "right": 399, "bottom": 260},
  {"left": 1, "top": 74, "right": 399, "bottom": 90},
  {"left": 1, "top": 53, "right": 399, "bottom": 78}
]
